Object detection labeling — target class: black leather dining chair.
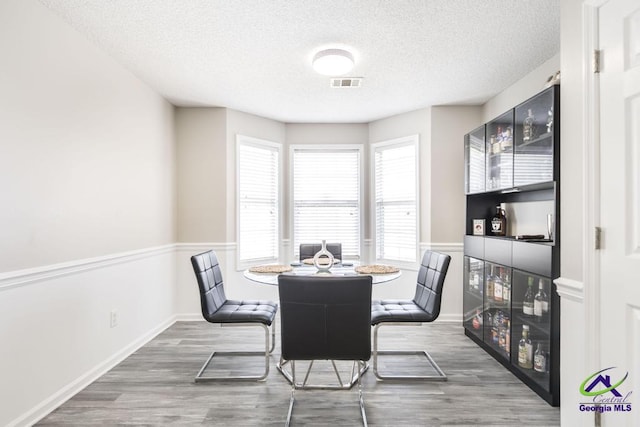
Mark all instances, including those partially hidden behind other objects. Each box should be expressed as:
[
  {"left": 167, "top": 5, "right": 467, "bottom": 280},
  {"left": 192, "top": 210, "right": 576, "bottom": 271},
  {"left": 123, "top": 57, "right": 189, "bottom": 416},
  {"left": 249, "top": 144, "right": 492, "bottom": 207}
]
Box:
[
  {"left": 191, "top": 250, "right": 278, "bottom": 381},
  {"left": 299, "top": 242, "right": 342, "bottom": 262},
  {"left": 278, "top": 275, "right": 372, "bottom": 426},
  {"left": 371, "top": 250, "right": 451, "bottom": 380}
]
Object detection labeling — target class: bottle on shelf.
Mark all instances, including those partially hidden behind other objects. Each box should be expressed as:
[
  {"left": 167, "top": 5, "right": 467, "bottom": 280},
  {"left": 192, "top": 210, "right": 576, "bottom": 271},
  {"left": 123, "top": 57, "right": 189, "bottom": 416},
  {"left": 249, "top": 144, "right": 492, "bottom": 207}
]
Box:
[
  {"left": 534, "top": 279, "right": 548, "bottom": 317},
  {"left": 502, "top": 271, "right": 511, "bottom": 304},
  {"left": 499, "top": 321, "right": 507, "bottom": 351},
  {"left": 500, "top": 126, "right": 513, "bottom": 151},
  {"left": 492, "top": 310, "right": 501, "bottom": 344},
  {"left": 505, "top": 320, "right": 511, "bottom": 352},
  {"left": 523, "top": 277, "right": 535, "bottom": 316},
  {"left": 491, "top": 205, "right": 507, "bottom": 236},
  {"left": 518, "top": 325, "right": 533, "bottom": 369},
  {"left": 534, "top": 342, "right": 547, "bottom": 373},
  {"left": 539, "top": 279, "right": 549, "bottom": 314},
  {"left": 523, "top": 108, "right": 536, "bottom": 142},
  {"left": 486, "top": 265, "right": 495, "bottom": 301},
  {"left": 472, "top": 309, "right": 483, "bottom": 330},
  {"left": 494, "top": 267, "right": 503, "bottom": 303}
]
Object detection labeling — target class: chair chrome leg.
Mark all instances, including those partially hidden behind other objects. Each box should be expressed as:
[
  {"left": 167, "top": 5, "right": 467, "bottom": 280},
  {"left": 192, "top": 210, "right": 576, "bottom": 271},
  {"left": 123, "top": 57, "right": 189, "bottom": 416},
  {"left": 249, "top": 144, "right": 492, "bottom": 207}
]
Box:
[
  {"left": 195, "top": 323, "right": 271, "bottom": 382},
  {"left": 372, "top": 322, "right": 447, "bottom": 381},
  {"left": 269, "top": 318, "right": 276, "bottom": 354},
  {"left": 358, "top": 360, "right": 368, "bottom": 427},
  {"left": 277, "top": 357, "right": 369, "bottom": 389},
  {"left": 285, "top": 361, "right": 296, "bottom": 427}
]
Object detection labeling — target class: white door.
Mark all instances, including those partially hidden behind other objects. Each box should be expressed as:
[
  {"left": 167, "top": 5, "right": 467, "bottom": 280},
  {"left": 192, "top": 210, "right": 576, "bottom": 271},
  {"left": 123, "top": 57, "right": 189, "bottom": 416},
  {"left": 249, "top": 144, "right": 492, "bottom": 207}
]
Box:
[{"left": 599, "top": 0, "right": 640, "bottom": 426}]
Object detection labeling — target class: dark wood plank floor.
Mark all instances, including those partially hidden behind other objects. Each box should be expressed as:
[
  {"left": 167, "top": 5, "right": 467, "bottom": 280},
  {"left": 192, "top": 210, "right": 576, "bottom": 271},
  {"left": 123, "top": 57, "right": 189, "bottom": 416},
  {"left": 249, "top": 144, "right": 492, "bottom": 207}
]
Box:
[{"left": 38, "top": 321, "right": 560, "bottom": 426}]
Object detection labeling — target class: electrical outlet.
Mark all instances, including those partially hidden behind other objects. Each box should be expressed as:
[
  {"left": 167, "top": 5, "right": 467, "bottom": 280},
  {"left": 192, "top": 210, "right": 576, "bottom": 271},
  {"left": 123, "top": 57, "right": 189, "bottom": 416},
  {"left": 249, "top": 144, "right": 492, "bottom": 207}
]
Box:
[{"left": 110, "top": 310, "right": 118, "bottom": 328}]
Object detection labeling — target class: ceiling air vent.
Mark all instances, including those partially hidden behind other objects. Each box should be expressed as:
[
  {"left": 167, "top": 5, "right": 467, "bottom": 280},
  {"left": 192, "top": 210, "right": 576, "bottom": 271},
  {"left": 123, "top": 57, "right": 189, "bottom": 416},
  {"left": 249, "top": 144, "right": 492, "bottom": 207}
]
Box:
[{"left": 330, "top": 77, "right": 362, "bottom": 88}]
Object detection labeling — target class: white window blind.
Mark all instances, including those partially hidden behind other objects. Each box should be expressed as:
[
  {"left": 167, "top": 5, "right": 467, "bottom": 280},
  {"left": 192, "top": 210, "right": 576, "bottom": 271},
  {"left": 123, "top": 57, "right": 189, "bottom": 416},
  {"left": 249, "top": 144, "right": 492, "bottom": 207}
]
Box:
[
  {"left": 374, "top": 137, "right": 418, "bottom": 263},
  {"left": 237, "top": 136, "right": 280, "bottom": 263},
  {"left": 292, "top": 147, "right": 361, "bottom": 260}
]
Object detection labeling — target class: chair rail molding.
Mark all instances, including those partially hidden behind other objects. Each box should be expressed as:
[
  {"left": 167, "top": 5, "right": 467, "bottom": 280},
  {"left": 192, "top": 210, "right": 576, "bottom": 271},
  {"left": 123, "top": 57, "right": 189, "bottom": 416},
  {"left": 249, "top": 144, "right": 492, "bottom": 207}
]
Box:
[
  {"left": 420, "top": 242, "right": 464, "bottom": 253},
  {"left": 0, "top": 244, "right": 175, "bottom": 292},
  {"left": 174, "top": 242, "right": 236, "bottom": 252},
  {"left": 554, "top": 277, "right": 585, "bottom": 303}
]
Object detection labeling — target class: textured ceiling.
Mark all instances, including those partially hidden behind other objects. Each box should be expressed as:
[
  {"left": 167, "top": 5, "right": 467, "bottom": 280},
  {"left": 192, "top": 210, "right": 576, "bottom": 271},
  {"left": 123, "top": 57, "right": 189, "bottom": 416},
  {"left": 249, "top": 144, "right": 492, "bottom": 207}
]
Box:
[{"left": 38, "top": 0, "right": 560, "bottom": 123}]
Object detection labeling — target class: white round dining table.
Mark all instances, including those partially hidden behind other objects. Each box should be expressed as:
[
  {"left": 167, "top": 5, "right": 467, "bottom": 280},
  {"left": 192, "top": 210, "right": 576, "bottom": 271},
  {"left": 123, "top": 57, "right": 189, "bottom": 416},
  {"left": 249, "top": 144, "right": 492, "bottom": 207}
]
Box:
[{"left": 243, "top": 264, "right": 401, "bottom": 286}]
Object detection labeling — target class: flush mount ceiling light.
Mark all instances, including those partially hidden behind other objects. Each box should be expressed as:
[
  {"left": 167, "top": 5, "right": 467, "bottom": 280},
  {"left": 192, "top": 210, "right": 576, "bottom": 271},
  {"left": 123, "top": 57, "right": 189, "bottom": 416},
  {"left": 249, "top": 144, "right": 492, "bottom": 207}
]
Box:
[{"left": 312, "top": 48, "right": 355, "bottom": 76}]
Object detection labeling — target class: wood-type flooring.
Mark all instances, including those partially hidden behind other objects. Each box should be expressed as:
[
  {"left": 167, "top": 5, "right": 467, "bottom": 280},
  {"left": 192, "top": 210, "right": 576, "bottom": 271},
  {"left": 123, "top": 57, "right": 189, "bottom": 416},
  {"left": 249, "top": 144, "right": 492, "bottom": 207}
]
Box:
[{"left": 38, "top": 321, "right": 560, "bottom": 426}]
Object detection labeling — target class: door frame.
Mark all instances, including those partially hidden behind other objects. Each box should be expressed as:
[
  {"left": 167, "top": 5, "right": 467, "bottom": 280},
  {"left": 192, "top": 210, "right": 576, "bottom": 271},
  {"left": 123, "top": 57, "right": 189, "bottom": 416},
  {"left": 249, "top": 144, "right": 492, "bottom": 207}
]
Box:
[{"left": 581, "top": 0, "right": 607, "bottom": 376}]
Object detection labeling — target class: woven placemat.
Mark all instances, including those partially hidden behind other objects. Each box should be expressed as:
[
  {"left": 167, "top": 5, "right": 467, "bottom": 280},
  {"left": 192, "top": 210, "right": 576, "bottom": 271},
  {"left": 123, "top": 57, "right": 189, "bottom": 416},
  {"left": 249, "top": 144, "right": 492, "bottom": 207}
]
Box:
[
  {"left": 248, "top": 265, "right": 293, "bottom": 274},
  {"left": 355, "top": 264, "right": 400, "bottom": 274}
]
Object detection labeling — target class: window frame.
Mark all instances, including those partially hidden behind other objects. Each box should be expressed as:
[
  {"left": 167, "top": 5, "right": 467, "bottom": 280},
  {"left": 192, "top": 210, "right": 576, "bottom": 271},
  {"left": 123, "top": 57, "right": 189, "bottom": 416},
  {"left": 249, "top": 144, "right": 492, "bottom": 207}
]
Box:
[
  {"left": 289, "top": 144, "right": 364, "bottom": 261},
  {"left": 235, "top": 134, "right": 282, "bottom": 270},
  {"left": 371, "top": 135, "right": 420, "bottom": 269}
]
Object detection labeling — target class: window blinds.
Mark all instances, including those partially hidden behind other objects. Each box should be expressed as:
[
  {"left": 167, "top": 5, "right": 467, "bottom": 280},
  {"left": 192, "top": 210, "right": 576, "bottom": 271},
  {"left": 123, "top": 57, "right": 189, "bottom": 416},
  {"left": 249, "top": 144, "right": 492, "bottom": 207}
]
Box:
[
  {"left": 374, "top": 140, "right": 418, "bottom": 263},
  {"left": 292, "top": 148, "right": 361, "bottom": 259},
  {"left": 237, "top": 139, "right": 279, "bottom": 262}
]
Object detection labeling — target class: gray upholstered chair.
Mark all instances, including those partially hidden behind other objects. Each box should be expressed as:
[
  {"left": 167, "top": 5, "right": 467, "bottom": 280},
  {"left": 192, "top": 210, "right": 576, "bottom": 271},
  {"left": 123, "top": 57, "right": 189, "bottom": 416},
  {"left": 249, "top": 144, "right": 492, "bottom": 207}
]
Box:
[
  {"left": 371, "top": 250, "right": 451, "bottom": 381},
  {"left": 299, "top": 242, "right": 342, "bottom": 263},
  {"left": 191, "top": 250, "right": 278, "bottom": 381},
  {"left": 278, "top": 275, "right": 372, "bottom": 426}
]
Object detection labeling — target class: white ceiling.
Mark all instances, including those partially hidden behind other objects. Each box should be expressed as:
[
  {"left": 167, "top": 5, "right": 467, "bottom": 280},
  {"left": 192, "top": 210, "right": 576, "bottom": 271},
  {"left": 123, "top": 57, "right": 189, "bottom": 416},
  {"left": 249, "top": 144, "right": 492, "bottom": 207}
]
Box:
[{"left": 38, "top": 0, "right": 560, "bottom": 124}]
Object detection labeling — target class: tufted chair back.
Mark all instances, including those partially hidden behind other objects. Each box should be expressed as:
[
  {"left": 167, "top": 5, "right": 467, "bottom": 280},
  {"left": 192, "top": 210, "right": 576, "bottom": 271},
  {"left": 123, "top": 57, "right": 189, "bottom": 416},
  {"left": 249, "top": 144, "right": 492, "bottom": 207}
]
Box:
[
  {"left": 412, "top": 250, "right": 451, "bottom": 321},
  {"left": 191, "top": 250, "right": 228, "bottom": 322},
  {"left": 299, "top": 243, "right": 342, "bottom": 262}
]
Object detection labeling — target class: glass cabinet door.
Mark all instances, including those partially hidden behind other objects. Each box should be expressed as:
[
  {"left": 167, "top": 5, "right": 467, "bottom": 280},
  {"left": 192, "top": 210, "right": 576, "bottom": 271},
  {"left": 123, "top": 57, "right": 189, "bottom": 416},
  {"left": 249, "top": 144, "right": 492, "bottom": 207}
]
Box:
[
  {"left": 464, "top": 125, "right": 485, "bottom": 194},
  {"left": 510, "top": 269, "right": 551, "bottom": 392},
  {"left": 486, "top": 111, "right": 514, "bottom": 191},
  {"left": 514, "top": 87, "right": 555, "bottom": 186},
  {"left": 463, "top": 256, "right": 484, "bottom": 340},
  {"left": 483, "top": 261, "right": 512, "bottom": 360}
]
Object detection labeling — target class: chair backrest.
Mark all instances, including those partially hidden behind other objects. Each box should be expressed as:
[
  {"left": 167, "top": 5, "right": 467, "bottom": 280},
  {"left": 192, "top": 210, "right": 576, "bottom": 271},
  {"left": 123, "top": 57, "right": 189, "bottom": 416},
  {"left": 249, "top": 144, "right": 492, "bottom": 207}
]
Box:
[
  {"left": 299, "top": 243, "right": 342, "bottom": 262},
  {"left": 191, "top": 250, "right": 228, "bottom": 321},
  {"left": 413, "top": 250, "right": 451, "bottom": 321},
  {"left": 278, "top": 275, "right": 372, "bottom": 361}
]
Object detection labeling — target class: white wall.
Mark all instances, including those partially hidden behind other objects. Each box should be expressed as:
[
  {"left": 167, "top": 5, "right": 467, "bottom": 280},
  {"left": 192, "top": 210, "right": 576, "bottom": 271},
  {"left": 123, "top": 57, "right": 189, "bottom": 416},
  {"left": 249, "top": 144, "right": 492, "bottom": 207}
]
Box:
[
  {"left": 0, "top": 1, "right": 177, "bottom": 425},
  {"left": 482, "top": 53, "right": 561, "bottom": 123},
  {"left": 0, "top": 0, "right": 176, "bottom": 273},
  {"left": 175, "top": 107, "right": 227, "bottom": 243},
  {"left": 368, "top": 107, "right": 470, "bottom": 320}
]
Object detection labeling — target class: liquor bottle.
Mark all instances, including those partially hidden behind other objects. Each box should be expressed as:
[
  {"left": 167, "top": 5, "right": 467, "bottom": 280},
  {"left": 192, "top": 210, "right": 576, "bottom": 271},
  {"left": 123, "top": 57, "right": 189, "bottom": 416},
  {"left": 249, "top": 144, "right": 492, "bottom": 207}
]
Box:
[
  {"left": 538, "top": 279, "right": 549, "bottom": 313},
  {"left": 492, "top": 310, "right": 501, "bottom": 344},
  {"left": 502, "top": 271, "right": 511, "bottom": 304},
  {"left": 472, "top": 309, "right": 482, "bottom": 330},
  {"left": 518, "top": 325, "right": 533, "bottom": 369},
  {"left": 491, "top": 205, "right": 507, "bottom": 236},
  {"left": 523, "top": 277, "right": 535, "bottom": 316},
  {"left": 486, "top": 265, "right": 495, "bottom": 301},
  {"left": 499, "top": 321, "right": 506, "bottom": 351},
  {"left": 505, "top": 320, "right": 511, "bottom": 353},
  {"left": 534, "top": 280, "right": 546, "bottom": 317},
  {"left": 494, "top": 267, "right": 503, "bottom": 303},
  {"left": 501, "top": 126, "right": 513, "bottom": 151},
  {"left": 534, "top": 342, "right": 547, "bottom": 373},
  {"left": 523, "top": 108, "right": 535, "bottom": 142}
]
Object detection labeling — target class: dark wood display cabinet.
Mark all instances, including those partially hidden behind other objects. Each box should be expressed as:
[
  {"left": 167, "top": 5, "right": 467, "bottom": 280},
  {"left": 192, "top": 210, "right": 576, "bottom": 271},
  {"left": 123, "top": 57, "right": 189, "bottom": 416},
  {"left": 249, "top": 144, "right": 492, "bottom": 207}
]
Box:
[{"left": 462, "top": 85, "right": 560, "bottom": 406}]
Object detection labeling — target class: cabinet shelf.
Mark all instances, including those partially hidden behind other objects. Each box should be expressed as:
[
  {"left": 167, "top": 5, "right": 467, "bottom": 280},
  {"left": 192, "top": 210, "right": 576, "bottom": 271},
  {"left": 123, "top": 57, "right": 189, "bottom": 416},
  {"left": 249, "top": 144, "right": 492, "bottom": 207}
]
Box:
[
  {"left": 512, "top": 312, "right": 551, "bottom": 336},
  {"left": 518, "top": 131, "right": 552, "bottom": 149}
]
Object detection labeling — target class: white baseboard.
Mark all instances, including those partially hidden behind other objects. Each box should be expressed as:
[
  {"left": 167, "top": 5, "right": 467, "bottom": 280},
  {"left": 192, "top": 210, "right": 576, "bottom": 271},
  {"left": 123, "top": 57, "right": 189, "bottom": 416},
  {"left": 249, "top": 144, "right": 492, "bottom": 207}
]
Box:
[
  {"left": 175, "top": 313, "right": 204, "bottom": 322},
  {"left": 9, "top": 315, "right": 177, "bottom": 427},
  {"left": 434, "top": 313, "right": 463, "bottom": 324}
]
